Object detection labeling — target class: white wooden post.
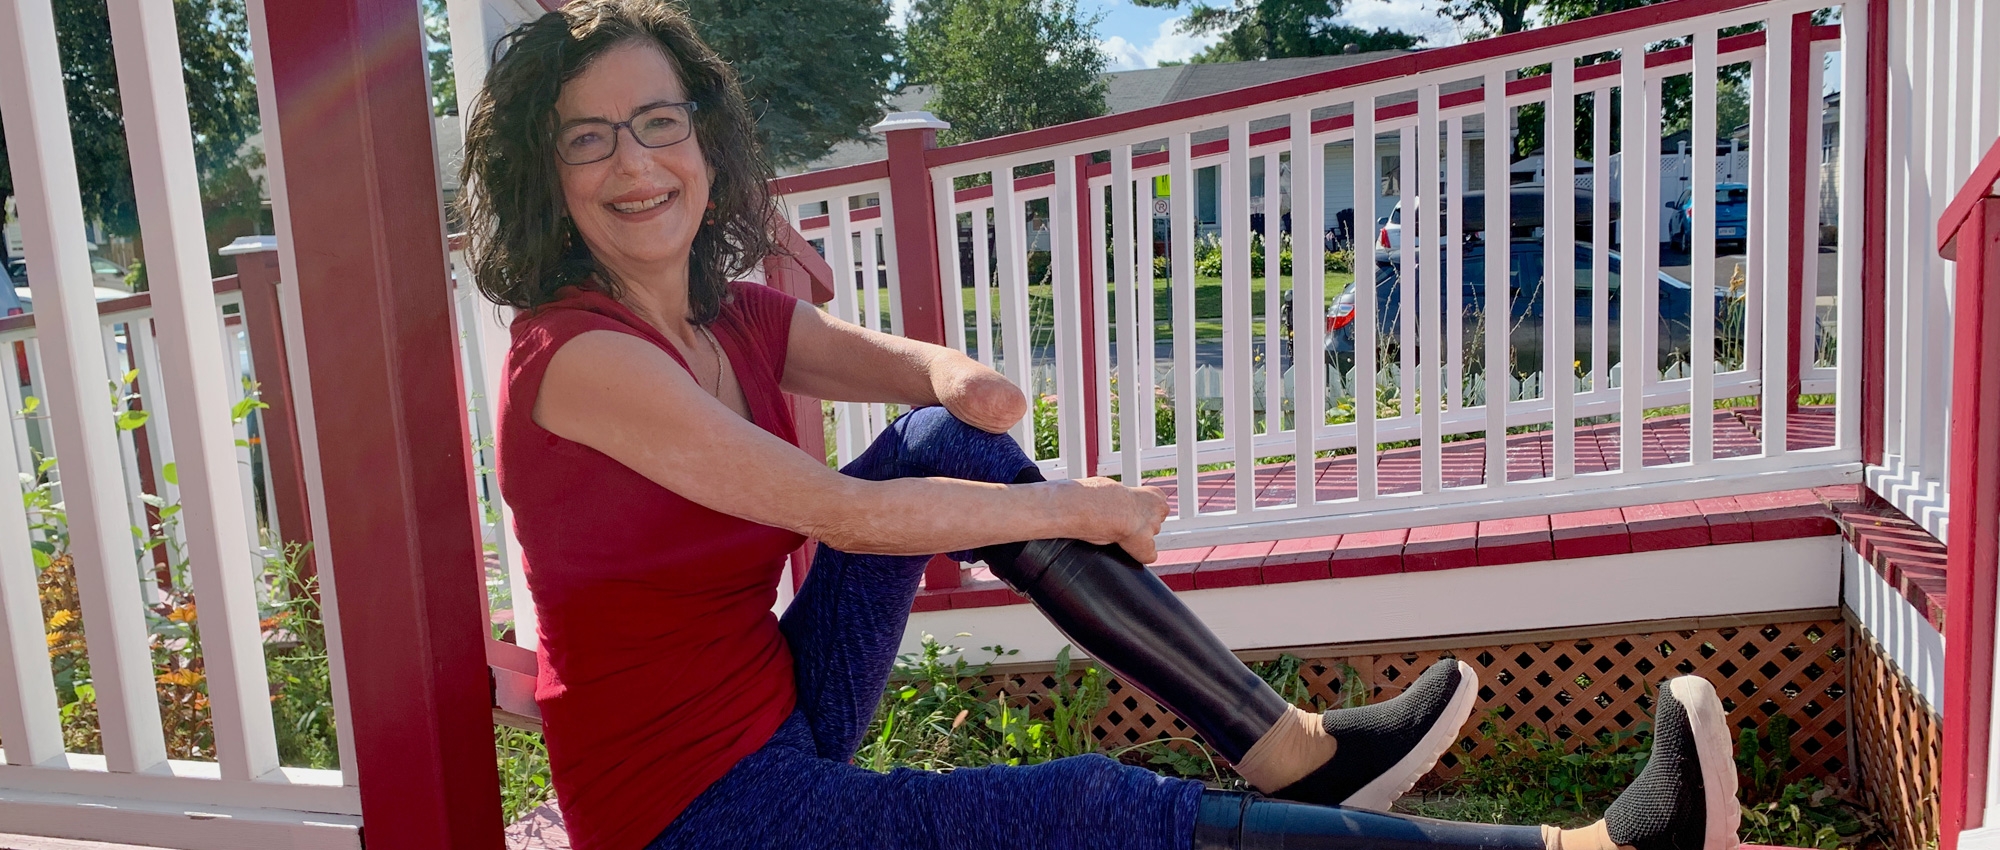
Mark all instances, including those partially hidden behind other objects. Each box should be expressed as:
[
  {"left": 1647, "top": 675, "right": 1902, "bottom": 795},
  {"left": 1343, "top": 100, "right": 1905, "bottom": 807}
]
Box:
[{"left": 0, "top": 0, "right": 168, "bottom": 774}]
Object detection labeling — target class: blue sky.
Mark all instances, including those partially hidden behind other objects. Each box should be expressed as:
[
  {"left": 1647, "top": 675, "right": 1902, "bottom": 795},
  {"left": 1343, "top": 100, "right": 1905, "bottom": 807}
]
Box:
[{"left": 889, "top": 1, "right": 1471, "bottom": 71}]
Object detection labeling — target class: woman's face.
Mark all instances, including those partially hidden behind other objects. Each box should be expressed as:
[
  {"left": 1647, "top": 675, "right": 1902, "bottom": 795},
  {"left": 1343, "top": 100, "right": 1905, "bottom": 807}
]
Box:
[{"left": 553, "top": 39, "right": 712, "bottom": 284}]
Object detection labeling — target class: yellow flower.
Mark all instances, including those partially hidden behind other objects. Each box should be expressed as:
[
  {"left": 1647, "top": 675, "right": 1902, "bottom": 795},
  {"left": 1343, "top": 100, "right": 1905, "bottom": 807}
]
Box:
[
  {"left": 168, "top": 604, "right": 197, "bottom": 623},
  {"left": 156, "top": 669, "right": 203, "bottom": 687},
  {"left": 48, "top": 609, "right": 74, "bottom": 629}
]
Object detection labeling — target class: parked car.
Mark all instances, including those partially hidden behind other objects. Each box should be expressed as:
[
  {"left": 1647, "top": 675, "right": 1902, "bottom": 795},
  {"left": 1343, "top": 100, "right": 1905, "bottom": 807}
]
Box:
[
  {"left": 1376, "top": 187, "right": 1616, "bottom": 258},
  {"left": 1315, "top": 239, "right": 1730, "bottom": 376},
  {"left": 1666, "top": 182, "right": 1750, "bottom": 254},
  {"left": 7, "top": 253, "right": 132, "bottom": 292},
  {"left": 14, "top": 284, "right": 135, "bottom": 313}
]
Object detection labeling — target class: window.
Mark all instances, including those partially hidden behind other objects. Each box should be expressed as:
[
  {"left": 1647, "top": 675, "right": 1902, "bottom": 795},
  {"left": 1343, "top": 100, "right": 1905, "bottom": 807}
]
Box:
[{"left": 1379, "top": 154, "right": 1401, "bottom": 197}]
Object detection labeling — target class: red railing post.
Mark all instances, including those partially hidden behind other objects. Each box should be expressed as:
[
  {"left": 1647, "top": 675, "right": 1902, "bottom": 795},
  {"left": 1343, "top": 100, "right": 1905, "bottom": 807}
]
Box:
[
  {"left": 1860, "top": 0, "right": 1888, "bottom": 465},
  {"left": 876, "top": 111, "right": 952, "bottom": 348},
  {"left": 1074, "top": 153, "right": 1102, "bottom": 478},
  {"left": 1941, "top": 194, "right": 2000, "bottom": 850},
  {"left": 254, "top": 0, "right": 503, "bottom": 846},
  {"left": 874, "top": 111, "right": 963, "bottom": 592},
  {"left": 227, "top": 239, "right": 316, "bottom": 586},
  {"left": 1785, "top": 10, "right": 1813, "bottom": 415},
  {"left": 765, "top": 222, "right": 836, "bottom": 589}
]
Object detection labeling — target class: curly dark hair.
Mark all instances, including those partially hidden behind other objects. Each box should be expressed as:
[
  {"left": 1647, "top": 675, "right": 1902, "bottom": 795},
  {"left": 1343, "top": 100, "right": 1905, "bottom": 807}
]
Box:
[{"left": 457, "top": 0, "right": 775, "bottom": 321}]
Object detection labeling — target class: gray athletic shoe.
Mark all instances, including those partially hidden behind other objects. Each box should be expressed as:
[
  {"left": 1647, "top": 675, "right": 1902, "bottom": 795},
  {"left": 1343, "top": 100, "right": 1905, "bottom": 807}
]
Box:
[
  {"left": 1270, "top": 658, "right": 1480, "bottom": 810},
  {"left": 1604, "top": 677, "right": 1742, "bottom": 850}
]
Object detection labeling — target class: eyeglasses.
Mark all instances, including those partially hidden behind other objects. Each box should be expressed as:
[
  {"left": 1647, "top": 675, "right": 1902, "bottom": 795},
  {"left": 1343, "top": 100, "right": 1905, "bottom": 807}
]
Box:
[{"left": 555, "top": 101, "right": 700, "bottom": 166}]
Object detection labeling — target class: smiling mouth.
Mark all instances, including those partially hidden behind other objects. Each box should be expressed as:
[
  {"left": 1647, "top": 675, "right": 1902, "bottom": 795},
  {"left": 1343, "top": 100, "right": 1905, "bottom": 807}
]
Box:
[{"left": 610, "top": 190, "right": 678, "bottom": 213}]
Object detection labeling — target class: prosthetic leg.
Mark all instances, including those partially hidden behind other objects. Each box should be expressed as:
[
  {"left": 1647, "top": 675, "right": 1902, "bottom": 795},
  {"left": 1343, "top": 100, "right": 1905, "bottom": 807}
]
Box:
[{"left": 973, "top": 470, "right": 1476, "bottom": 808}]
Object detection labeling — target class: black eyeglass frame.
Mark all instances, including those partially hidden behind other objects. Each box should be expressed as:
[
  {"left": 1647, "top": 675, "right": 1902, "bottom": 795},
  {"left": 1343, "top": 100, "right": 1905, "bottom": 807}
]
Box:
[{"left": 555, "top": 101, "right": 701, "bottom": 166}]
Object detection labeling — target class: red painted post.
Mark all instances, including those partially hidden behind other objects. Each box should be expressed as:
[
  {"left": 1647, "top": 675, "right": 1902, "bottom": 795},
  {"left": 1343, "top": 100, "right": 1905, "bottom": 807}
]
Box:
[
  {"left": 876, "top": 112, "right": 951, "bottom": 348},
  {"left": 873, "top": 112, "right": 960, "bottom": 591},
  {"left": 764, "top": 224, "right": 834, "bottom": 590},
  {"left": 1942, "top": 198, "right": 2000, "bottom": 850},
  {"left": 1074, "top": 153, "right": 1102, "bottom": 478},
  {"left": 1785, "top": 11, "right": 1813, "bottom": 415},
  {"left": 229, "top": 242, "right": 316, "bottom": 584},
  {"left": 256, "top": 1, "right": 503, "bottom": 847},
  {"left": 1860, "top": 0, "right": 1888, "bottom": 465}
]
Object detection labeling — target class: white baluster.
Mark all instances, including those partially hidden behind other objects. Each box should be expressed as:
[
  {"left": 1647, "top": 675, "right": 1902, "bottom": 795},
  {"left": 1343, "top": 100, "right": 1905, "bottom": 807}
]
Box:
[
  {"left": 0, "top": 0, "right": 169, "bottom": 774},
  {"left": 1761, "top": 14, "right": 1794, "bottom": 457},
  {"left": 1171, "top": 133, "right": 1200, "bottom": 518}
]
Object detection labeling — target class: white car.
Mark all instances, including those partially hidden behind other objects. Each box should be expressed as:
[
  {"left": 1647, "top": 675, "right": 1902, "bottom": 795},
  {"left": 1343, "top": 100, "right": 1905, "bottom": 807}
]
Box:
[{"left": 15, "top": 285, "right": 136, "bottom": 314}]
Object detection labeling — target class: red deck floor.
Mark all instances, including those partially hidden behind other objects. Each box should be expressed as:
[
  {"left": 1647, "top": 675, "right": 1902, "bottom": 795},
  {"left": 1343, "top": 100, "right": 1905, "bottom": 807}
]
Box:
[{"left": 1145, "top": 406, "right": 1838, "bottom": 512}]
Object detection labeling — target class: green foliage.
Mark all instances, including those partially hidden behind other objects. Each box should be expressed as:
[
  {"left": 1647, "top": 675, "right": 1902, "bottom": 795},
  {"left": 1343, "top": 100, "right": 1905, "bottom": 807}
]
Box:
[
  {"left": 1247, "top": 654, "right": 1368, "bottom": 711},
  {"left": 497, "top": 725, "right": 554, "bottom": 825},
  {"left": 421, "top": 0, "right": 456, "bottom": 117},
  {"left": 0, "top": 0, "right": 259, "bottom": 238},
  {"left": 684, "top": 0, "right": 898, "bottom": 168},
  {"left": 1032, "top": 393, "right": 1060, "bottom": 460},
  {"left": 903, "top": 0, "right": 1109, "bottom": 146},
  {"left": 1452, "top": 711, "right": 1650, "bottom": 824},
  {"left": 1133, "top": 0, "right": 1421, "bottom": 62},
  {"left": 1434, "top": 0, "right": 1535, "bottom": 36},
  {"left": 263, "top": 543, "right": 341, "bottom": 769},
  {"left": 1738, "top": 778, "right": 1864, "bottom": 850},
  {"left": 858, "top": 636, "right": 1131, "bottom": 773}
]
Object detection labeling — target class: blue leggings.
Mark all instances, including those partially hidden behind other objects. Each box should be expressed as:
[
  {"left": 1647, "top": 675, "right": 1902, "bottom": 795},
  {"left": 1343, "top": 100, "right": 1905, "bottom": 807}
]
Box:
[{"left": 645, "top": 406, "right": 1205, "bottom": 850}]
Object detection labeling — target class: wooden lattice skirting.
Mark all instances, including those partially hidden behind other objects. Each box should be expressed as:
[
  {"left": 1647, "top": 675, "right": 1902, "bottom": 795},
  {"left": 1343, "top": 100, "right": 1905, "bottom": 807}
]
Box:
[
  {"left": 972, "top": 616, "right": 1851, "bottom": 789},
  {"left": 1848, "top": 620, "right": 1941, "bottom": 850}
]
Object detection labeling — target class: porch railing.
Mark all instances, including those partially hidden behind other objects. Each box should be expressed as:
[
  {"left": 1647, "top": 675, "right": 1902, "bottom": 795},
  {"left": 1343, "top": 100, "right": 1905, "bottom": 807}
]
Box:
[
  {"left": 772, "top": 0, "right": 1871, "bottom": 575},
  {"left": 0, "top": 0, "right": 357, "bottom": 845}
]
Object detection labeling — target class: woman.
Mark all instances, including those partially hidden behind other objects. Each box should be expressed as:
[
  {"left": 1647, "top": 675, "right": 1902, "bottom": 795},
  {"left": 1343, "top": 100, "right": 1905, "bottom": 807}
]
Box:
[{"left": 461, "top": 3, "right": 1742, "bottom": 849}]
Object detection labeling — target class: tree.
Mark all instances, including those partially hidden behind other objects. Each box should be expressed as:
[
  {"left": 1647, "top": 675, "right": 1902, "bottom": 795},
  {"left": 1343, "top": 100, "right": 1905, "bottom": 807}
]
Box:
[
  {"left": 903, "top": 0, "right": 1109, "bottom": 146},
  {"left": 1435, "top": 0, "right": 1535, "bottom": 36},
  {"left": 0, "top": 0, "right": 259, "bottom": 252},
  {"left": 1137, "top": 0, "right": 1422, "bottom": 62},
  {"left": 684, "top": 0, "right": 898, "bottom": 169},
  {"left": 422, "top": 0, "right": 456, "bottom": 117}
]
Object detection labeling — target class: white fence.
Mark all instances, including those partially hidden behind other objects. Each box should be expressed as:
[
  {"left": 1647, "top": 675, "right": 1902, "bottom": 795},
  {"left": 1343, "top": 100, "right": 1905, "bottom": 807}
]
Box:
[
  {"left": 783, "top": 0, "right": 1867, "bottom": 549},
  {"left": 0, "top": 0, "right": 358, "bottom": 845},
  {"left": 1866, "top": 0, "right": 2000, "bottom": 551}
]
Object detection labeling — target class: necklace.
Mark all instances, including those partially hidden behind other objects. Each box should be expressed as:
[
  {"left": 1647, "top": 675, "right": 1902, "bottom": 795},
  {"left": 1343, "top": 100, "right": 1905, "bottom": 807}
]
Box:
[{"left": 696, "top": 324, "right": 722, "bottom": 398}]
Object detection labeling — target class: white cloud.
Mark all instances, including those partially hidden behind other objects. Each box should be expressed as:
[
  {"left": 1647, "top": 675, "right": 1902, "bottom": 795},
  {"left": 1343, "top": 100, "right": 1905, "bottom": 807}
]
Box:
[
  {"left": 1341, "top": 0, "right": 1464, "bottom": 47},
  {"left": 1099, "top": 16, "right": 1223, "bottom": 70}
]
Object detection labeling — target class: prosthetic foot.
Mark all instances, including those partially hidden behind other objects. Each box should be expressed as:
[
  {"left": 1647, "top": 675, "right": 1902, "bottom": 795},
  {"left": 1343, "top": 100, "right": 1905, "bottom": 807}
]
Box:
[
  {"left": 974, "top": 516, "right": 1474, "bottom": 809},
  {"left": 1264, "top": 658, "right": 1479, "bottom": 810}
]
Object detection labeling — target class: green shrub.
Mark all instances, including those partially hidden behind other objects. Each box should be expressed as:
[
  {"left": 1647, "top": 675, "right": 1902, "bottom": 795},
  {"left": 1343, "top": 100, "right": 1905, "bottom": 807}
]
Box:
[{"left": 497, "top": 725, "right": 554, "bottom": 825}]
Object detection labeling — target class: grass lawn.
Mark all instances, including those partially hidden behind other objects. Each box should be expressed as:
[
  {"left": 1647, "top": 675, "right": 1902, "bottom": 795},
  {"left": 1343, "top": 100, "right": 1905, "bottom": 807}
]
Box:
[{"left": 949, "top": 269, "right": 1359, "bottom": 348}]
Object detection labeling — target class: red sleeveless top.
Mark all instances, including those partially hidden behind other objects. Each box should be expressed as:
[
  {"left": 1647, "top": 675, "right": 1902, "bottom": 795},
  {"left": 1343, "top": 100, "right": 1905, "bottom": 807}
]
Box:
[{"left": 496, "top": 280, "right": 807, "bottom": 850}]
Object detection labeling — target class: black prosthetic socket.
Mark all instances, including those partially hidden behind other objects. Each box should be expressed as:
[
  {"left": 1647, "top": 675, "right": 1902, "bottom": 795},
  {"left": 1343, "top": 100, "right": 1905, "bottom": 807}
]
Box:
[
  {"left": 973, "top": 467, "right": 1287, "bottom": 764},
  {"left": 1193, "top": 790, "right": 1550, "bottom": 850}
]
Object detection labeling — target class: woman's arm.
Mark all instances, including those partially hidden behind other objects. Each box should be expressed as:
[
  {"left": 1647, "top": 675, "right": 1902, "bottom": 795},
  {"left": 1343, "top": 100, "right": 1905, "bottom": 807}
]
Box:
[
  {"left": 534, "top": 329, "right": 1168, "bottom": 560},
  {"left": 779, "top": 300, "right": 1026, "bottom": 434}
]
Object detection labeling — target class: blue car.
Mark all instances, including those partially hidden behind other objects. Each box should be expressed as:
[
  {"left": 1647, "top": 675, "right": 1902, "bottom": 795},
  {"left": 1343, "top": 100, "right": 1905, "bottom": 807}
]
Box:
[
  {"left": 1321, "top": 238, "right": 1731, "bottom": 376},
  {"left": 1667, "top": 183, "right": 1750, "bottom": 254}
]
